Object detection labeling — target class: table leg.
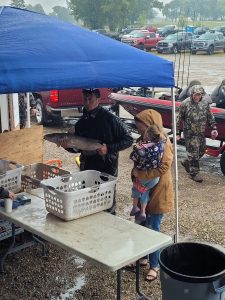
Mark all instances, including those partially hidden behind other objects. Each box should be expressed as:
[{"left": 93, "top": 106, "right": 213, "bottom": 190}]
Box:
[
  {"left": 0, "top": 223, "right": 16, "bottom": 273},
  {"left": 0, "top": 226, "right": 48, "bottom": 273},
  {"left": 135, "top": 260, "right": 150, "bottom": 300},
  {"left": 32, "top": 234, "right": 47, "bottom": 256},
  {"left": 116, "top": 269, "right": 122, "bottom": 300}
]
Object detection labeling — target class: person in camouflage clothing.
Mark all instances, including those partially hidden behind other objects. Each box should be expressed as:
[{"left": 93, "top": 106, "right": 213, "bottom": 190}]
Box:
[{"left": 176, "top": 85, "right": 218, "bottom": 182}]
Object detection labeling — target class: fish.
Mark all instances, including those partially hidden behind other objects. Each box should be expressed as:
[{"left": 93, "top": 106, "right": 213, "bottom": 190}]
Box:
[{"left": 44, "top": 133, "right": 102, "bottom": 151}]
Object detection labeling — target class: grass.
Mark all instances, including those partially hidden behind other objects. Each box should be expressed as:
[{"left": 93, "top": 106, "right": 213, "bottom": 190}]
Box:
[{"left": 151, "top": 19, "right": 225, "bottom": 29}]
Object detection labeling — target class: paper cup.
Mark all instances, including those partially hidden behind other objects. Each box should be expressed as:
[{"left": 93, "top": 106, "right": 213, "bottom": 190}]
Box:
[{"left": 4, "top": 198, "right": 13, "bottom": 213}]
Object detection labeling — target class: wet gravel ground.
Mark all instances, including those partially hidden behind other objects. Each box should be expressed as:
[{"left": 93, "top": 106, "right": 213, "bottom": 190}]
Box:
[{"left": 1, "top": 53, "right": 225, "bottom": 299}]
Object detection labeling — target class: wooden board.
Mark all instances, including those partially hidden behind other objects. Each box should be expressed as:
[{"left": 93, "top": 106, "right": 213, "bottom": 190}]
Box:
[{"left": 0, "top": 126, "right": 43, "bottom": 164}]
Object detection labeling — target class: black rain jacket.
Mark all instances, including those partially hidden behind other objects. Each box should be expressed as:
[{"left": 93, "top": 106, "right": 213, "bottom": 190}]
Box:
[{"left": 73, "top": 106, "right": 133, "bottom": 176}]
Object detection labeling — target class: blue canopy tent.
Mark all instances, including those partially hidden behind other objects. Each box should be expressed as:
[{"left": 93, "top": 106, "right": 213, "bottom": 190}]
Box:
[
  {"left": 0, "top": 6, "right": 179, "bottom": 241},
  {"left": 0, "top": 6, "right": 174, "bottom": 93}
]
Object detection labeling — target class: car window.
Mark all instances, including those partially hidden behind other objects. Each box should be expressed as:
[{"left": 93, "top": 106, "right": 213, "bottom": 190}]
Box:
[
  {"left": 165, "top": 34, "right": 177, "bottom": 41},
  {"left": 130, "top": 32, "right": 145, "bottom": 38},
  {"left": 199, "top": 33, "right": 215, "bottom": 40}
]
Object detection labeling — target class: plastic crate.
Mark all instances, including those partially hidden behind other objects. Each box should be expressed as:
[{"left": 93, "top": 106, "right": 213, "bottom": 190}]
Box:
[
  {"left": 21, "top": 163, "right": 71, "bottom": 192},
  {"left": 0, "top": 160, "right": 23, "bottom": 193},
  {"left": 41, "top": 170, "right": 117, "bottom": 221}
]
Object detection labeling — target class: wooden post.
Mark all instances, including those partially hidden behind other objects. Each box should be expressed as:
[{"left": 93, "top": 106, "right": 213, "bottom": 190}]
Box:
[
  {"left": 0, "top": 94, "right": 10, "bottom": 132},
  {"left": 8, "top": 94, "right": 20, "bottom": 131}
]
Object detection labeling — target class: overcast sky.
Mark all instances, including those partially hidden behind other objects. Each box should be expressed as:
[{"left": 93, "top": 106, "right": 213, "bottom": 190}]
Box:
[{"left": 0, "top": 0, "right": 67, "bottom": 12}]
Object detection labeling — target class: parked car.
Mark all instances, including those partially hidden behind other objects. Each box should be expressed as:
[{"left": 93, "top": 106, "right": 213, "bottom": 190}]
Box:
[
  {"left": 157, "top": 25, "right": 178, "bottom": 37},
  {"left": 193, "top": 26, "right": 209, "bottom": 36},
  {"left": 32, "top": 88, "right": 114, "bottom": 125},
  {"left": 191, "top": 32, "right": 225, "bottom": 55},
  {"left": 92, "top": 29, "right": 107, "bottom": 35},
  {"left": 121, "top": 30, "right": 161, "bottom": 50},
  {"left": 156, "top": 32, "right": 193, "bottom": 54},
  {"left": 141, "top": 25, "right": 157, "bottom": 33},
  {"left": 211, "top": 26, "right": 225, "bottom": 36},
  {"left": 120, "top": 25, "right": 139, "bottom": 35},
  {"left": 92, "top": 29, "right": 120, "bottom": 40}
]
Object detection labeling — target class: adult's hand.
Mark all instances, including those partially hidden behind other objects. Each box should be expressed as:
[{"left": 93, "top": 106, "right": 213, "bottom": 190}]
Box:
[
  {"left": 211, "top": 129, "right": 218, "bottom": 140},
  {"left": 97, "top": 144, "right": 108, "bottom": 156},
  {"left": 8, "top": 191, "right": 16, "bottom": 200}
]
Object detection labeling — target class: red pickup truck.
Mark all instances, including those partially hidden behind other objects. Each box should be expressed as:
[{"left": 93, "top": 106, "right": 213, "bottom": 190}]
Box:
[
  {"left": 32, "top": 88, "right": 114, "bottom": 125},
  {"left": 121, "top": 30, "right": 162, "bottom": 51}
]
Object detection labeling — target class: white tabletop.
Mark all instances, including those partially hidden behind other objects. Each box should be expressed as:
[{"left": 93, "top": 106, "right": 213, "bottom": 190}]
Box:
[
  {"left": 28, "top": 187, "right": 44, "bottom": 198},
  {"left": 0, "top": 193, "right": 172, "bottom": 271}
]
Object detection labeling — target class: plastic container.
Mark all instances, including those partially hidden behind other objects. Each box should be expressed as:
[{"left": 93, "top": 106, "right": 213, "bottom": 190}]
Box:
[
  {"left": 21, "top": 163, "right": 70, "bottom": 192},
  {"left": 0, "top": 220, "right": 24, "bottom": 241},
  {"left": 185, "top": 25, "right": 197, "bottom": 33},
  {"left": 0, "top": 160, "right": 23, "bottom": 193},
  {"left": 41, "top": 170, "right": 117, "bottom": 221},
  {"left": 159, "top": 242, "right": 225, "bottom": 300}
]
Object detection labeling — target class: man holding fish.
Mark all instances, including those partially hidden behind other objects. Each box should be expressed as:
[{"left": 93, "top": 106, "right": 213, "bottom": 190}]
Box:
[{"left": 45, "top": 88, "right": 133, "bottom": 213}]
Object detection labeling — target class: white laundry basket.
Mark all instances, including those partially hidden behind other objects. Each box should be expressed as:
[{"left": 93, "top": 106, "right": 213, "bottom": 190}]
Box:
[
  {"left": 0, "top": 160, "right": 23, "bottom": 193},
  {"left": 41, "top": 170, "right": 117, "bottom": 221}
]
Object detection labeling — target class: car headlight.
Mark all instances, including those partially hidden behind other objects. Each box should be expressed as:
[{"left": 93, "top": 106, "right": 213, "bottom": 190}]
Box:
[{"left": 168, "top": 43, "right": 173, "bottom": 47}]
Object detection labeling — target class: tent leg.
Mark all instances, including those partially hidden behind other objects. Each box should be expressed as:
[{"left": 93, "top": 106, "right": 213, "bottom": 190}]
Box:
[{"left": 171, "top": 87, "right": 179, "bottom": 243}]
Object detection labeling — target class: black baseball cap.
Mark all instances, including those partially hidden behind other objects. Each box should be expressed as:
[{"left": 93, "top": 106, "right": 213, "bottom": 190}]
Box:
[{"left": 82, "top": 88, "right": 100, "bottom": 98}]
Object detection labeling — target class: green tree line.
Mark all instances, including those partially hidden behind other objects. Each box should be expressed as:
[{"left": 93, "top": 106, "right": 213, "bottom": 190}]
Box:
[
  {"left": 10, "top": 0, "right": 163, "bottom": 30},
  {"left": 163, "top": 0, "right": 225, "bottom": 22},
  {"left": 67, "top": 0, "right": 163, "bottom": 30}
]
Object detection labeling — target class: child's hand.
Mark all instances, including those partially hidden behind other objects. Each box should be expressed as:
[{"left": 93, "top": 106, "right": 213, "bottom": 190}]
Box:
[
  {"left": 8, "top": 191, "right": 16, "bottom": 200},
  {"left": 132, "top": 168, "right": 139, "bottom": 177}
]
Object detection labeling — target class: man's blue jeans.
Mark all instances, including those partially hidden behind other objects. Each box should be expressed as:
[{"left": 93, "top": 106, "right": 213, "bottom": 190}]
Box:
[{"left": 145, "top": 213, "right": 164, "bottom": 268}]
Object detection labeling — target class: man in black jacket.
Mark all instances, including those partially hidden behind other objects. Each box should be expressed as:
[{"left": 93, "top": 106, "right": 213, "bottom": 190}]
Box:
[{"left": 65, "top": 88, "right": 133, "bottom": 213}]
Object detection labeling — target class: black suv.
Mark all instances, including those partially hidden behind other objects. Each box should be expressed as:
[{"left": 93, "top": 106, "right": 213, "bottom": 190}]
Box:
[
  {"left": 156, "top": 32, "right": 193, "bottom": 54},
  {"left": 157, "top": 25, "right": 178, "bottom": 37},
  {"left": 193, "top": 26, "right": 209, "bottom": 36}
]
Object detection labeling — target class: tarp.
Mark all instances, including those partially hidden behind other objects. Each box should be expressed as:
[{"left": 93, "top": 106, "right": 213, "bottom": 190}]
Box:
[{"left": 0, "top": 6, "right": 174, "bottom": 94}]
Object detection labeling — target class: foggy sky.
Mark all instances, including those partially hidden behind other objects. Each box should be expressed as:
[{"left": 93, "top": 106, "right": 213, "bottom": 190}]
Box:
[{"left": 0, "top": 0, "right": 67, "bottom": 12}]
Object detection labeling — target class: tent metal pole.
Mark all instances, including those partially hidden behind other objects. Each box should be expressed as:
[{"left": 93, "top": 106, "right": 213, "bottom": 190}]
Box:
[
  {"left": 171, "top": 87, "right": 179, "bottom": 242},
  {"left": 26, "top": 93, "right": 30, "bottom": 128}
]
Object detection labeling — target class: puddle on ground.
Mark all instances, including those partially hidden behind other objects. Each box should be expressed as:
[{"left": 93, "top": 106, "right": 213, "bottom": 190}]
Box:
[{"left": 54, "top": 275, "right": 86, "bottom": 300}]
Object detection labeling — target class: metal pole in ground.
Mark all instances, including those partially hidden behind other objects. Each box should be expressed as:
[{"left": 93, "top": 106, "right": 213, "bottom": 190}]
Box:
[{"left": 171, "top": 87, "right": 179, "bottom": 242}]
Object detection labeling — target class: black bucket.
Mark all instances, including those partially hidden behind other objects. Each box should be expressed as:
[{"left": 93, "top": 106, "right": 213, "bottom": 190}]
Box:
[{"left": 159, "top": 242, "right": 225, "bottom": 300}]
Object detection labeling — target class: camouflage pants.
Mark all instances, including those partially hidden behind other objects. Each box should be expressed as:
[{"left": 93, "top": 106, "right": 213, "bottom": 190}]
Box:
[{"left": 185, "top": 135, "right": 206, "bottom": 176}]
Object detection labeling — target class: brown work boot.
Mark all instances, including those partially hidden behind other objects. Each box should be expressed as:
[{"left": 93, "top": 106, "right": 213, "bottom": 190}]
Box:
[
  {"left": 181, "top": 159, "right": 190, "bottom": 173},
  {"left": 190, "top": 173, "right": 203, "bottom": 183}
]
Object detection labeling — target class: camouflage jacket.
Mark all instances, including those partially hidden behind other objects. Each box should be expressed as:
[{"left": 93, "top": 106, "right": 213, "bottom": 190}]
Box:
[{"left": 176, "top": 97, "right": 217, "bottom": 137}]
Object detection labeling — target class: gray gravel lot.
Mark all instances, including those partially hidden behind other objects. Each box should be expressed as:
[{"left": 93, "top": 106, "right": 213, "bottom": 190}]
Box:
[{"left": 0, "top": 52, "right": 225, "bottom": 300}]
